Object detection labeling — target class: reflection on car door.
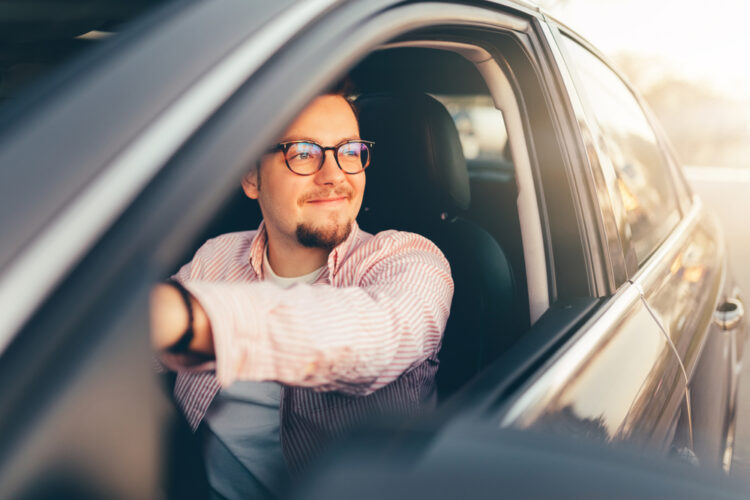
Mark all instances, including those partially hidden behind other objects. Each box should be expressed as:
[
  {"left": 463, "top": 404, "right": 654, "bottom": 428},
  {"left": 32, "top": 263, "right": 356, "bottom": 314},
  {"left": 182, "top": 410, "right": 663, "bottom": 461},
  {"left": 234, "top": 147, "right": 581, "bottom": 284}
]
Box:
[
  {"left": 556, "top": 30, "right": 734, "bottom": 466},
  {"left": 499, "top": 283, "right": 687, "bottom": 451},
  {"left": 496, "top": 24, "right": 690, "bottom": 453}
]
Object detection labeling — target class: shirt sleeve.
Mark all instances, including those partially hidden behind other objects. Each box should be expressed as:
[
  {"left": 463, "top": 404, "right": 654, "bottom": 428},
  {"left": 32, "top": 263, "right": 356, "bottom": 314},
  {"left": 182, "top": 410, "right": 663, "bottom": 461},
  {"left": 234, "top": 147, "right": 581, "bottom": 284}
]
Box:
[{"left": 183, "top": 231, "right": 453, "bottom": 395}]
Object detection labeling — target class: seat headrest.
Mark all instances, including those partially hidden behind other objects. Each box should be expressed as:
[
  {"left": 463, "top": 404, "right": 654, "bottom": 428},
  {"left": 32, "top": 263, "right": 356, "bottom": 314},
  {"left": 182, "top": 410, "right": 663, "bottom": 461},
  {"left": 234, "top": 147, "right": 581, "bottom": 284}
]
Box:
[{"left": 355, "top": 93, "right": 471, "bottom": 220}]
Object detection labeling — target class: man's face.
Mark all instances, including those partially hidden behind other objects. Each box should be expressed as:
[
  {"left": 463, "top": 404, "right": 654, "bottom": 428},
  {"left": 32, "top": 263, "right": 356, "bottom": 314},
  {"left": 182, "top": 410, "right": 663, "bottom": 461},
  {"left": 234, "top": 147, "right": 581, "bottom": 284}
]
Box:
[{"left": 243, "top": 95, "right": 365, "bottom": 250}]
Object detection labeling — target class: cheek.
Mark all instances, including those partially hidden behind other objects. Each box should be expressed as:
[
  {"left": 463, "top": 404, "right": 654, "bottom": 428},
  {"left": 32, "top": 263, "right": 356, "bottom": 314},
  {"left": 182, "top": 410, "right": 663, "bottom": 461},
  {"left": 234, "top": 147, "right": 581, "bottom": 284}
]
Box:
[
  {"left": 352, "top": 174, "right": 366, "bottom": 200},
  {"left": 279, "top": 184, "right": 306, "bottom": 212},
  {"left": 260, "top": 176, "right": 303, "bottom": 218}
]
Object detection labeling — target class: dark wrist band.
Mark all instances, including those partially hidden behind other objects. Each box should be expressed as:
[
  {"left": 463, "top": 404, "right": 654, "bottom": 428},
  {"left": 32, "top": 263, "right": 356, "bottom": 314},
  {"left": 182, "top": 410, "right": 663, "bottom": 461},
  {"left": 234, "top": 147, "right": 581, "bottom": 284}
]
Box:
[{"left": 164, "top": 278, "right": 195, "bottom": 353}]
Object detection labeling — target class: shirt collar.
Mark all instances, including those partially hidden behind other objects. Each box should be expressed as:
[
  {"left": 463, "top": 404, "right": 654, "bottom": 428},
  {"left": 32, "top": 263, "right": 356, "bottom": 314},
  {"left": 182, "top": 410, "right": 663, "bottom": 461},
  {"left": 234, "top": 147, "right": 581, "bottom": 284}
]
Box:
[{"left": 248, "top": 220, "right": 360, "bottom": 280}]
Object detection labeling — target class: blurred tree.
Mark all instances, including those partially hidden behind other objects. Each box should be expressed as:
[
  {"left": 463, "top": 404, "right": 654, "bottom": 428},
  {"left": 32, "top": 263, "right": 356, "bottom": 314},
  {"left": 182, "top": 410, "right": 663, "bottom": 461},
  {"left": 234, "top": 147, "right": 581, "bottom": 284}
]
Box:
[{"left": 614, "top": 53, "right": 750, "bottom": 167}]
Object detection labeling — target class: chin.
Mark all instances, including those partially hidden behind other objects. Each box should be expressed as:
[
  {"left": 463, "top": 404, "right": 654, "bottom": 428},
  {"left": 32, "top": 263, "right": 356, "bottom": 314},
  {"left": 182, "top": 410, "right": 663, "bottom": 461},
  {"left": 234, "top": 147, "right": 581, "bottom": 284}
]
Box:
[{"left": 296, "top": 219, "right": 353, "bottom": 250}]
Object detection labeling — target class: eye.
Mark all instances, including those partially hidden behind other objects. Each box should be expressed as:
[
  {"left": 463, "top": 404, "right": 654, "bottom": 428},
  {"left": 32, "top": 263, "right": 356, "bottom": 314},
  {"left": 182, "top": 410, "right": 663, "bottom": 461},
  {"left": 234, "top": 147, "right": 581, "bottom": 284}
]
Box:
[
  {"left": 339, "top": 144, "right": 362, "bottom": 158},
  {"left": 287, "top": 143, "right": 320, "bottom": 161}
]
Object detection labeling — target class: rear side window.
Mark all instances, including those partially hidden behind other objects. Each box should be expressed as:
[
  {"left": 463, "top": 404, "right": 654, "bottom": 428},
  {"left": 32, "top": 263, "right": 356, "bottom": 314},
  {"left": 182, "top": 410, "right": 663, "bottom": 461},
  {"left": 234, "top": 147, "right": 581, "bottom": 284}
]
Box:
[
  {"left": 432, "top": 95, "right": 511, "bottom": 170},
  {"left": 561, "top": 36, "right": 680, "bottom": 264}
]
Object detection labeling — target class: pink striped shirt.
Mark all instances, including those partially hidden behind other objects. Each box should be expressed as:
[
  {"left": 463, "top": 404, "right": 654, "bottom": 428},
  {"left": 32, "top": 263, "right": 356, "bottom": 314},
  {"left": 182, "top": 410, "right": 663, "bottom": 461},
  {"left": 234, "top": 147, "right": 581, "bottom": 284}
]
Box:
[{"left": 165, "top": 221, "right": 453, "bottom": 458}]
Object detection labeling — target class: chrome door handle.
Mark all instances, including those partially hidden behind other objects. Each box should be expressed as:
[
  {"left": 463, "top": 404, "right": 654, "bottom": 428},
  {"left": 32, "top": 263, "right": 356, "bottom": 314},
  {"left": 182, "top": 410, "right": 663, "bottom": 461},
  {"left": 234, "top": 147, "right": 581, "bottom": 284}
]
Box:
[{"left": 714, "top": 298, "right": 745, "bottom": 331}]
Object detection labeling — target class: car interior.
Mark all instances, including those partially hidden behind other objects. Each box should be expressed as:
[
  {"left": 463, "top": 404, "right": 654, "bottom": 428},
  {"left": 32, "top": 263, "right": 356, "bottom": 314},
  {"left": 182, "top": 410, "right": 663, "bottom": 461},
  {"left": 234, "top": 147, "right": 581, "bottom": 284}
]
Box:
[{"left": 173, "top": 38, "right": 548, "bottom": 400}]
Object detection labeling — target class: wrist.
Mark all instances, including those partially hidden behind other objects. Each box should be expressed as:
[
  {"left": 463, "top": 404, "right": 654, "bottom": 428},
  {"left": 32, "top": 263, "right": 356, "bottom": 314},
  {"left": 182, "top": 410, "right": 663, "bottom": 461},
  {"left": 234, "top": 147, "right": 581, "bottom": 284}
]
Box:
[{"left": 163, "top": 278, "right": 194, "bottom": 353}]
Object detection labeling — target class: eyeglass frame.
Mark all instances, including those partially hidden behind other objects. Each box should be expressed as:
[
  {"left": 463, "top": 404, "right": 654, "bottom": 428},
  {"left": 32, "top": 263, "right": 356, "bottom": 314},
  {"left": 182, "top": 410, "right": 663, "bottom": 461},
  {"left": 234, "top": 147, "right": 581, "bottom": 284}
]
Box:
[{"left": 269, "top": 139, "right": 375, "bottom": 176}]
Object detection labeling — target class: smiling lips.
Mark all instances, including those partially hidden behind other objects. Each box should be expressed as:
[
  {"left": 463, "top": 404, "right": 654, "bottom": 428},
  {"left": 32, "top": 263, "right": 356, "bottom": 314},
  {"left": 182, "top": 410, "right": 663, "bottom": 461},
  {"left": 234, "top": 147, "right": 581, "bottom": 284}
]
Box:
[
  {"left": 306, "top": 196, "right": 348, "bottom": 204},
  {"left": 299, "top": 187, "right": 353, "bottom": 206},
  {"left": 297, "top": 184, "right": 354, "bottom": 208}
]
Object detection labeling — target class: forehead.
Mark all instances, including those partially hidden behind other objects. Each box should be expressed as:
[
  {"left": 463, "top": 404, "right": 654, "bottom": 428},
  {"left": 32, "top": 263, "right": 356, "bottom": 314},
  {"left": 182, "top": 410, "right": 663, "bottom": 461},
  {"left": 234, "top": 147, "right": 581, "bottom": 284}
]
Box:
[{"left": 281, "top": 95, "right": 359, "bottom": 143}]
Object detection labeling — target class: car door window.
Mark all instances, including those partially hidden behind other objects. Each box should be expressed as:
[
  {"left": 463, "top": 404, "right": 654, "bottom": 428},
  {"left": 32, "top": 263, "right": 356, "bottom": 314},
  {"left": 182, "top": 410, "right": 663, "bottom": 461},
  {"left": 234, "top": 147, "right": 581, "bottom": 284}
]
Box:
[
  {"left": 561, "top": 36, "right": 681, "bottom": 265},
  {"left": 433, "top": 95, "right": 512, "bottom": 171}
]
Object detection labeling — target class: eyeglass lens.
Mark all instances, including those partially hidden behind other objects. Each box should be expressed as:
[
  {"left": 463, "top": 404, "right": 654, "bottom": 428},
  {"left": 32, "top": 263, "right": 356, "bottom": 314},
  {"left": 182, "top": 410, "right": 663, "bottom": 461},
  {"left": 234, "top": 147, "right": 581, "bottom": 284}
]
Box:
[{"left": 284, "top": 142, "right": 370, "bottom": 174}]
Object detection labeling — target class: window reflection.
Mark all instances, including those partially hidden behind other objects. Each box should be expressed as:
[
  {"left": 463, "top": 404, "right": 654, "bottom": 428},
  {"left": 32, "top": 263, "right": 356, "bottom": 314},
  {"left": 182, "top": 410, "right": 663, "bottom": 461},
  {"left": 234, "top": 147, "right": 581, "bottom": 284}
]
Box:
[{"left": 563, "top": 37, "right": 681, "bottom": 263}]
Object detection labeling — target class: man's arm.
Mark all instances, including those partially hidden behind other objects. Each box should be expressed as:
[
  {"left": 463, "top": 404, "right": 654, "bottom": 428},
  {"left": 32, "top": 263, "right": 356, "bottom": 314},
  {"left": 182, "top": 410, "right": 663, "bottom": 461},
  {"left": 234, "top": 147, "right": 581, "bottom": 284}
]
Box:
[
  {"left": 150, "top": 244, "right": 218, "bottom": 366},
  {"left": 150, "top": 283, "right": 214, "bottom": 354},
  {"left": 154, "top": 231, "right": 453, "bottom": 395}
]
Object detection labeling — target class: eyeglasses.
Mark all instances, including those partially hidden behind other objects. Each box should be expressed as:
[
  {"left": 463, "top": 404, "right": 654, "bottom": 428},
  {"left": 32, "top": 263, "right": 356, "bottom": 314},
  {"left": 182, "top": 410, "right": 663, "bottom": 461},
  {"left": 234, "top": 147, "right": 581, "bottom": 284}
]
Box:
[{"left": 272, "top": 140, "right": 374, "bottom": 176}]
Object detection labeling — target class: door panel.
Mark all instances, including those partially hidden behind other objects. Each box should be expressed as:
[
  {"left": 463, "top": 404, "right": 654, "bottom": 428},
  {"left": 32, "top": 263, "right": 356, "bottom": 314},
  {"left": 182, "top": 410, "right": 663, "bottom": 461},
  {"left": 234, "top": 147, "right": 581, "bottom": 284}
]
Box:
[
  {"left": 635, "top": 205, "right": 728, "bottom": 466},
  {"left": 0, "top": 265, "right": 194, "bottom": 499},
  {"left": 500, "top": 285, "right": 686, "bottom": 451},
  {"left": 635, "top": 208, "right": 723, "bottom": 379}
]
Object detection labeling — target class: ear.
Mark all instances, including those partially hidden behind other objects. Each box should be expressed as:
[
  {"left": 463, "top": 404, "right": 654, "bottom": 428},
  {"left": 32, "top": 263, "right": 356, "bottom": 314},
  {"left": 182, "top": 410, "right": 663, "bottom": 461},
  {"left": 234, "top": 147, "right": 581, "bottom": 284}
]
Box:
[{"left": 242, "top": 170, "right": 259, "bottom": 199}]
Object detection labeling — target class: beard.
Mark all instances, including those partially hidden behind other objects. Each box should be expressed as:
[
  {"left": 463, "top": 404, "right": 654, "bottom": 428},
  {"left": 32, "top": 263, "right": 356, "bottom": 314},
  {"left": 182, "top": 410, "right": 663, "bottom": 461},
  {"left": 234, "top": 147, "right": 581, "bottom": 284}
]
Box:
[
  {"left": 294, "top": 184, "right": 356, "bottom": 249},
  {"left": 296, "top": 216, "right": 353, "bottom": 250}
]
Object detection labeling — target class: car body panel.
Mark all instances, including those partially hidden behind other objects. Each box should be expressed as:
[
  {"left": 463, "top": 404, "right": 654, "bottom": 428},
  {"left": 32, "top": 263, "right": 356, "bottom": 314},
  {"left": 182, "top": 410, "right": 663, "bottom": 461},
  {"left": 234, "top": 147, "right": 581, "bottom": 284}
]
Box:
[
  {"left": 290, "top": 425, "right": 749, "bottom": 500},
  {"left": 0, "top": 0, "right": 302, "bottom": 272},
  {"left": 642, "top": 203, "right": 747, "bottom": 467},
  {"left": 499, "top": 283, "right": 685, "bottom": 450},
  {"left": 502, "top": 16, "right": 692, "bottom": 453},
  {"left": 549, "top": 16, "right": 741, "bottom": 465}
]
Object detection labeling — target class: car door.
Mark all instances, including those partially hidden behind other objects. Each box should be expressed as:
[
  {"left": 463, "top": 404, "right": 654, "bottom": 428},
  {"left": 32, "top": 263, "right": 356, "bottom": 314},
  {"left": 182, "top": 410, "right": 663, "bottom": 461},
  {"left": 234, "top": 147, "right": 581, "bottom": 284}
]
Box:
[
  {"left": 551, "top": 25, "right": 744, "bottom": 469},
  {"left": 482, "top": 16, "right": 690, "bottom": 454}
]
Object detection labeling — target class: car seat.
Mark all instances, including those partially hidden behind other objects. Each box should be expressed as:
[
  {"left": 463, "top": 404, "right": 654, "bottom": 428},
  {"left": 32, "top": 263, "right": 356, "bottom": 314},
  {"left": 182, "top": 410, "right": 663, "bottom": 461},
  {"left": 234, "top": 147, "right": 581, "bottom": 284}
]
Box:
[{"left": 355, "top": 93, "right": 521, "bottom": 399}]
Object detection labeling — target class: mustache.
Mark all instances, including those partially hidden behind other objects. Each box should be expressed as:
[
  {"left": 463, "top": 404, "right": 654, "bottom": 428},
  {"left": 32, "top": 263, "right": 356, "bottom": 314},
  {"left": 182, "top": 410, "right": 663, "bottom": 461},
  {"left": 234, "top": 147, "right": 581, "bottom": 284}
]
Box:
[{"left": 298, "top": 185, "right": 354, "bottom": 205}]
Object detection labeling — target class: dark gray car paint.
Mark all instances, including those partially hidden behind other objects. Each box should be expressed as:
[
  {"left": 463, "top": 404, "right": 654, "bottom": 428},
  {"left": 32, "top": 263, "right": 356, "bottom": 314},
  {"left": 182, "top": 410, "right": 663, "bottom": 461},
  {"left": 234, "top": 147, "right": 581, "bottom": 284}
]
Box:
[{"left": 0, "top": 0, "right": 296, "bottom": 273}]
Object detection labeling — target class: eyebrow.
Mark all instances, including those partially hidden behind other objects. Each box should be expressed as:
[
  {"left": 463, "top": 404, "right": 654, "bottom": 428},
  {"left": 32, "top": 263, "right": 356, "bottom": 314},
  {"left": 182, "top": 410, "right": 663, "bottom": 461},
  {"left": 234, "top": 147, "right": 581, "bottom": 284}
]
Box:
[{"left": 278, "top": 136, "right": 361, "bottom": 144}]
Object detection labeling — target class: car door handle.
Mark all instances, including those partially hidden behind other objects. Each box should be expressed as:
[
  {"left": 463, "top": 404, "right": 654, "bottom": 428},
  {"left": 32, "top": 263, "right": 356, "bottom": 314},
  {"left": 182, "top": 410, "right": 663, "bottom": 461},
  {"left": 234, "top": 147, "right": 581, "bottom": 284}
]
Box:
[{"left": 714, "top": 297, "right": 744, "bottom": 331}]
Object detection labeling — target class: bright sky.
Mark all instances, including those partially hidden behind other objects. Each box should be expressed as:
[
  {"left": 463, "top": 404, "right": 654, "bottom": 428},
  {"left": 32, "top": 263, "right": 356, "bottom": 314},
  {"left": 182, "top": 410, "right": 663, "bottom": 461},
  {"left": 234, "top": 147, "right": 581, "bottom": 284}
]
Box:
[{"left": 539, "top": 0, "right": 750, "bottom": 99}]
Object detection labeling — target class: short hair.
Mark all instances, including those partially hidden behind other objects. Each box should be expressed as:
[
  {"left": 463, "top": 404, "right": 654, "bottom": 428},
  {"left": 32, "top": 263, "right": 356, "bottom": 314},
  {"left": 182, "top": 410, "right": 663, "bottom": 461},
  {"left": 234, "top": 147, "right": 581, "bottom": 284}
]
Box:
[
  {"left": 325, "top": 76, "right": 359, "bottom": 118},
  {"left": 253, "top": 76, "right": 359, "bottom": 172},
  {"left": 327, "top": 76, "right": 358, "bottom": 98}
]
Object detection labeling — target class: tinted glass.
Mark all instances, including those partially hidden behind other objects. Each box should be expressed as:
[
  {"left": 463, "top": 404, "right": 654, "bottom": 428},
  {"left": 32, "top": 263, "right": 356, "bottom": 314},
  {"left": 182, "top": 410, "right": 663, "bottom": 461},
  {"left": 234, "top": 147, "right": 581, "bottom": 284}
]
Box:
[
  {"left": 562, "top": 36, "right": 680, "bottom": 264},
  {"left": 433, "top": 94, "right": 512, "bottom": 170}
]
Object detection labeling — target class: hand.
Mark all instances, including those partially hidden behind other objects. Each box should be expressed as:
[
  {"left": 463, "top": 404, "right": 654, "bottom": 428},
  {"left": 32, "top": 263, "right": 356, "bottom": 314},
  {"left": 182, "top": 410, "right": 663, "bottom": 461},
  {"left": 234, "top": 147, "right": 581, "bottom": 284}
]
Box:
[{"left": 149, "top": 283, "right": 214, "bottom": 355}]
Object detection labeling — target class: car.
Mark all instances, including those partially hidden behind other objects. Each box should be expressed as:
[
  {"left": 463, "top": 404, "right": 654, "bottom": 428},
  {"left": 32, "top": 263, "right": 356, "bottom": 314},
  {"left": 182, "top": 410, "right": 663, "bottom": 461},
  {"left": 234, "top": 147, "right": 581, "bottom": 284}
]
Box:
[{"left": 0, "top": 0, "right": 746, "bottom": 498}]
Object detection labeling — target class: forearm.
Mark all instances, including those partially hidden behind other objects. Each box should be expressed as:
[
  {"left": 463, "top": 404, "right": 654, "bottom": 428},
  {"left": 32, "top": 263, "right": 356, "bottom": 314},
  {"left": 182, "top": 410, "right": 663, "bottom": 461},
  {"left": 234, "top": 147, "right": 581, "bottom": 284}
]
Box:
[
  {"left": 184, "top": 255, "right": 452, "bottom": 393},
  {"left": 149, "top": 283, "right": 215, "bottom": 356}
]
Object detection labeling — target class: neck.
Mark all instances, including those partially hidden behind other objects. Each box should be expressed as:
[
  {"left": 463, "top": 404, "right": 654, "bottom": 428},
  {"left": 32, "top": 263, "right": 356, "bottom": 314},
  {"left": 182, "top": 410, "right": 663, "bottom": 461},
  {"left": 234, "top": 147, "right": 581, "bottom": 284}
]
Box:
[{"left": 265, "top": 231, "right": 329, "bottom": 278}]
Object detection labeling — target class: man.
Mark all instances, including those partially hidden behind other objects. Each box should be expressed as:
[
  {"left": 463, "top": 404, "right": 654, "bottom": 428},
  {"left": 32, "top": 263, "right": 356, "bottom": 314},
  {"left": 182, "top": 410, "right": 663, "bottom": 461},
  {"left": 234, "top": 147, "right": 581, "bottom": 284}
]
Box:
[{"left": 151, "top": 91, "right": 453, "bottom": 499}]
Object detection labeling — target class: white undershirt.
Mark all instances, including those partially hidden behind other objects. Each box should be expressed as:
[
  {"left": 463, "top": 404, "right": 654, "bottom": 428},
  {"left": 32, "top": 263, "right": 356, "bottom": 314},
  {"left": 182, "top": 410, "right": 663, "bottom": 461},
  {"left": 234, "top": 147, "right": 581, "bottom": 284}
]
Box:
[{"left": 262, "top": 249, "right": 326, "bottom": 288}]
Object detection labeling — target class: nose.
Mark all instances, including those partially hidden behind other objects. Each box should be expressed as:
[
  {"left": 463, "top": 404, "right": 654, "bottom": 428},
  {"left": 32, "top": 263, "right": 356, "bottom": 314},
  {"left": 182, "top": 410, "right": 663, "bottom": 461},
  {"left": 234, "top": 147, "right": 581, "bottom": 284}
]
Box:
[{"left": 314, "top": 150, "right": 345, "bottom": 185}]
